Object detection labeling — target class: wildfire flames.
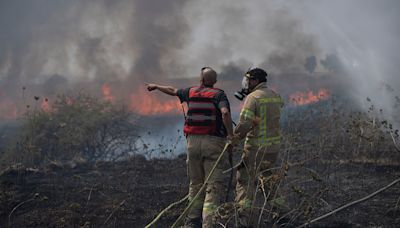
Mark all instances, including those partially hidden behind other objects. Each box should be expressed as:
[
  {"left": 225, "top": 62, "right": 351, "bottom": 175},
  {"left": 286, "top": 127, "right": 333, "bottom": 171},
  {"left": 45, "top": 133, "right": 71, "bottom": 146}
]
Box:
[
  {"left": 40, "top": 98, "right": 51, "bottom": 112},
  {"left": 129, "top": 86, "right": 181, "bottom": 116},
  {"left": 0, "top": 84, "right": 332, "bottom": 120},
  {"left": 102, "top": 83, "right": 115, "bottom": 102},
  {"left": 0, "top": 98, "right": 17, "bottom": 120},
  {"left": 100, "top": 84, "right": 182, "bottom": 116},
  {"left": 289, "top": 88, "right": 330, "bottom": 106}
]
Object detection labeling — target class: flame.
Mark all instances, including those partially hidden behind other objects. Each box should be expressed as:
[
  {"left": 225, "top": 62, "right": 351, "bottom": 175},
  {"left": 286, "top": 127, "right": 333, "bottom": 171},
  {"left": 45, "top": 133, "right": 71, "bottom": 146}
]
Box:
[
  {"left": 102, "top": 83, "right": 114, "bottom": 102},
  {"left": 40, "top": 98, "right": 51, "bottom": 112},
  {"left": 130, "top": 86, "right": 181, "bottom": 115},
  {"left": 290, "top": 88, "right": 330, "bottom": 105},
  {"left": 65, "top": 96, "right": 74, "bottom": 105},
  {"left": 0, "top": 98, "right": 17, "bottom": 119}
]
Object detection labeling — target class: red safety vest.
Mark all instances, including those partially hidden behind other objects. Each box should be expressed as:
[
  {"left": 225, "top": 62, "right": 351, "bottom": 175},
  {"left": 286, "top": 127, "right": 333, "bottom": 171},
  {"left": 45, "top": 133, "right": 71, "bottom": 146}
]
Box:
[{"left": 183, "top": 86, "right": 222, "bottom": 136}]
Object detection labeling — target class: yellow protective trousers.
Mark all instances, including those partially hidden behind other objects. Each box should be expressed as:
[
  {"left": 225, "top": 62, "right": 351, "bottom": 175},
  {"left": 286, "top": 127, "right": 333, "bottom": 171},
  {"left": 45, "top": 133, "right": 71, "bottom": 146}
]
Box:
[
  {"left": 235, "top": 143, "right": 279, "bottom": 227},
  {"left": 186, "top": 134, "right": 229, "bottom": 227}
]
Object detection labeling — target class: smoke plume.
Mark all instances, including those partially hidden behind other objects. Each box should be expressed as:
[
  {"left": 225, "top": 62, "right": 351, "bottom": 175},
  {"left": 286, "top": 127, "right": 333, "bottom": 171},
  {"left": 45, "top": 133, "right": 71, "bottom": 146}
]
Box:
[{"left": 0, "top": 0, "right": 399, "bottom": 129}]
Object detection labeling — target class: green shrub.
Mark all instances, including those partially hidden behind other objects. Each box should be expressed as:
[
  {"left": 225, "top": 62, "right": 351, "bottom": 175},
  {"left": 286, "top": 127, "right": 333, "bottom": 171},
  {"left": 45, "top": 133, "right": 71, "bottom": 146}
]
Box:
[{"left": 4, "top": 93, "right": 138, "bottom": 167}]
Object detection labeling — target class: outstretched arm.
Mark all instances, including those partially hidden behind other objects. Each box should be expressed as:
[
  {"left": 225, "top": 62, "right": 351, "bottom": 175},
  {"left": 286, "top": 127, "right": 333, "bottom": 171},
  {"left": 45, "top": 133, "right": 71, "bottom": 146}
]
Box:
[{"left": 146, "top": 83, "right": 178, "bottom": 96}]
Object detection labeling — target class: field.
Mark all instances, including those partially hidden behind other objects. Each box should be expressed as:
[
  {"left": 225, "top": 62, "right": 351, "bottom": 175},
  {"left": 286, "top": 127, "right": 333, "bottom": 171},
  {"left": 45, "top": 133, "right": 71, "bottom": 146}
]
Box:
[
  {"left": 1, "top": 155, "right": 399, "bottom": 227},
  {"left": 0, "top": 96, "right": 400, "bottom": 227}
]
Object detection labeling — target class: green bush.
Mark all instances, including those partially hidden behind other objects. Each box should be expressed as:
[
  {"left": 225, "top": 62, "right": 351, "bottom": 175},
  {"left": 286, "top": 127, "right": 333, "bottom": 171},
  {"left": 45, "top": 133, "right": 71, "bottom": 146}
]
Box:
[{"left": 4, "top": 93, "right": 138, "bottom": 167}]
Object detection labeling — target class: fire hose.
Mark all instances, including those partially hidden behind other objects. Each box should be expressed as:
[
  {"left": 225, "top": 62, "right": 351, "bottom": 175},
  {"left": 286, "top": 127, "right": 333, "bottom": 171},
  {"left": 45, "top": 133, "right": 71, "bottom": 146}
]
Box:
[{"left": 144, "top": 142, "right": 232, "bottom": 228}]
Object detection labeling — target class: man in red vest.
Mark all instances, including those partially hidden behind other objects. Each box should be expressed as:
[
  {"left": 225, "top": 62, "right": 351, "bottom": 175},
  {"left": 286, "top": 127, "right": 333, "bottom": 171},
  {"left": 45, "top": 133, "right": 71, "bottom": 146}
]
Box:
[{"left": 146, "top": 67, "right": 234, "bottom": 227}]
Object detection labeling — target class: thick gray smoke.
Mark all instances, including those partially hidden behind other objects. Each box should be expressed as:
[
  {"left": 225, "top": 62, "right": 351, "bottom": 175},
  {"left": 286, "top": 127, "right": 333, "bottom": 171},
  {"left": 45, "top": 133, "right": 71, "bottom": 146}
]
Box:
[
  {"left": 0, "top": 0, "right": 189, "bottom": 97},
  {"left": 0, "top": 0, "right": 320, "bottom": 91},
  {"left": 0, "top": 0, "right": 399, "bottom": 128},
  {"left": 0, "top": 0, "right": 192, "bottom": 119},
  {"left": 180, "top": 0, "right": 321, "bottom": 74},
  {"left": 295, "top": 0, "right": 400, "bottom": 127}
]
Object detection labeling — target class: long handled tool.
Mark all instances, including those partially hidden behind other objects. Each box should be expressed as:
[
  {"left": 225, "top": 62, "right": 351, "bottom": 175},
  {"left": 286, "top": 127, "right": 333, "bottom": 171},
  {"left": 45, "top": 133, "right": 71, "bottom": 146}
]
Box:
[
  {"left": 170, "top": 142, "right": 231, "bottom": 228},
  {"left": 225, "top": 148, "right": 234, "bottom": 202},
  {"left": 145, "top": 142, "right": 231, "bottom": 228},
  {"left": 144, "top": 195, "right": 189, "bottom": 228}
]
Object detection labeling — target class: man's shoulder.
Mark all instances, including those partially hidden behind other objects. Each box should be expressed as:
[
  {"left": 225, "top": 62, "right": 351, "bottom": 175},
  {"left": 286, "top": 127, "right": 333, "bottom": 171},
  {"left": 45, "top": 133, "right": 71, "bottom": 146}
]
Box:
[
  {"left": 248, "top": 89, "right": 265, "bottom": 100},
  {"left": 180, "top": 86, "right": 197, "bottom": 93},
  {"left": 212, "top": 87, "right": 225, "bottom": 93},
  {"left": 255, "top": 87, "right": 281, "bottom": 97},
  {"left": 211, "top": 87, "right": 227, "bottom": 98},
  {"left": 266, "top": 87, "right": 281, "bottom": 97},
  {"left": 177, "top": 87, "right": 190, "bottom": 95},
  {"left": 248, "top": 88, "right": 283, "bottom": 104},
  {"left": 243, "top": 93, "right": 258, "bottom": 108},
  {"left": 190, "top": 86, "right": 224, "bottom": 92}
]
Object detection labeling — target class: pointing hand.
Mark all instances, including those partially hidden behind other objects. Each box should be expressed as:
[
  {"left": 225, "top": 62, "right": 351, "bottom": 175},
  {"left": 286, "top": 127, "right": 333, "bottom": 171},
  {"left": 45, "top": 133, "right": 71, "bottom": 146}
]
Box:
[{"left": 145, "top": 83, "right": 158, "bottom": 91}]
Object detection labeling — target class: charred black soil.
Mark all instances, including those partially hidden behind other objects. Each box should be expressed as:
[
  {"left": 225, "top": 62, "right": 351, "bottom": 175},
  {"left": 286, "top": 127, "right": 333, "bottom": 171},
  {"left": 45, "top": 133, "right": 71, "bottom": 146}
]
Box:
[{"left": 1, "top": 154, "right": 399, "bottom": 228}]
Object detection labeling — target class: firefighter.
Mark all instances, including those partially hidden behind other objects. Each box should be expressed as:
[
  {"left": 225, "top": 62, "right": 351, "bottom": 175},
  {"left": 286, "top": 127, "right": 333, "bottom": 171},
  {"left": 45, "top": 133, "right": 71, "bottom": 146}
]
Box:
[
  {"left": 233, "top": 68, "right": 284, "bottom": 227},
  {"left": 146, "top": 67, "right": 234, "bottom": 228}
]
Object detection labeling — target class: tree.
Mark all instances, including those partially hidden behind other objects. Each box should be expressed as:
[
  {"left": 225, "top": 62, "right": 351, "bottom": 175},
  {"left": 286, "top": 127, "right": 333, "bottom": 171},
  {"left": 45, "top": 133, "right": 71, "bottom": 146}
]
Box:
[
  {"left": 304, "top": 56, "right": 317, "bottom": 74},
  {"left": 6, "top": 93, "right": 139, "bottom": 166},
  {"left": 320, "top": 54, "right": 343, "bottom": 73}
]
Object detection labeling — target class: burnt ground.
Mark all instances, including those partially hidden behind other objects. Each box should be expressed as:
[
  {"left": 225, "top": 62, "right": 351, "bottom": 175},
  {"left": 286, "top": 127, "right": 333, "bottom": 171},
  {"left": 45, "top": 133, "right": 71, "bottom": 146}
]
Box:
[
  {"left": 0, "top": 155, "right": 187, "bottom": 228},
  {"left": 0, "top": 154, "right": 399, "bottom": 228}
]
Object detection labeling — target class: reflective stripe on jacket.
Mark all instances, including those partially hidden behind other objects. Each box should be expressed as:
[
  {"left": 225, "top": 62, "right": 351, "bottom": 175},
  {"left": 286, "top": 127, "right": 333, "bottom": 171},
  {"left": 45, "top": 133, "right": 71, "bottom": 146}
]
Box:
[{"left": 235, "top": 82, "right": 284, "bottom": 147}]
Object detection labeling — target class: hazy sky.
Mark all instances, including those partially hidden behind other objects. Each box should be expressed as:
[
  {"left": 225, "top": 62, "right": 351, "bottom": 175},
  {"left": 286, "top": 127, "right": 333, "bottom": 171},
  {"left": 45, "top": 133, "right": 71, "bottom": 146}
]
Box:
[{"left": 0, "top": 0, "right": 399, "bottom": 120}]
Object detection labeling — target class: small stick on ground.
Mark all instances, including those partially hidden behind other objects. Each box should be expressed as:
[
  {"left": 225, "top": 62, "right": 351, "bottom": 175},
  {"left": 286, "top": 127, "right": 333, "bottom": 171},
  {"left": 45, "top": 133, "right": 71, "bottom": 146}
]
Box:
[
  {"left": 297, "top": 178, "right": 400, "bottom": 228},
  {"left": 104, "top": 199, "right": 126, "bottom": 225},
  {"left": 9, "top": 193, "right": 39, "bottom": 226},
  {"left": 145, "top": 195, "right": 188, "bottom": 228},
  {"left": 257, "top": 177, "right": 270, "bottom": 227},
  {"left": 85, "top": 185, "right": 95, "bottom": 207},
  {"left": 390, "top": 132, "right": 400, "bottom": 152},
  {"left": 396, "top": 196, "right": 400, "bottom": 208}
]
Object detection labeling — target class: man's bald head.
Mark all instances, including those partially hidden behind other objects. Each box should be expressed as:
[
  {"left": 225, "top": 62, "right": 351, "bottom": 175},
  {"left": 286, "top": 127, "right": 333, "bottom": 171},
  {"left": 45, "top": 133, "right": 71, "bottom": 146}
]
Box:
[{"left": 200, "top": 67, "right": 217, "bottom": 87}]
